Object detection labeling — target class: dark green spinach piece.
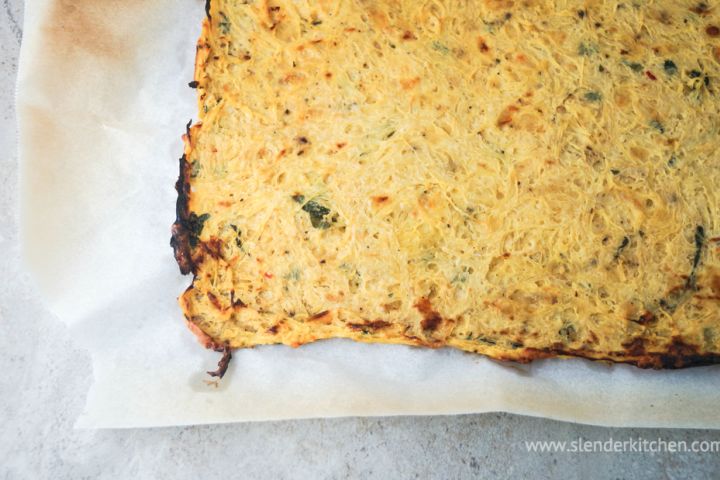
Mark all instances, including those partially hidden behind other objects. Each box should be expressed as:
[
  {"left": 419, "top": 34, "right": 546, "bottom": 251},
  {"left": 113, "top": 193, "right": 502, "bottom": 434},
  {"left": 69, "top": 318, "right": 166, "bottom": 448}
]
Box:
[
  {"left": 302, "top": 200, "right": 332, "bottom": 229},
  {"left": 187, "top": 213, "right": 210, "bottom": 247}
]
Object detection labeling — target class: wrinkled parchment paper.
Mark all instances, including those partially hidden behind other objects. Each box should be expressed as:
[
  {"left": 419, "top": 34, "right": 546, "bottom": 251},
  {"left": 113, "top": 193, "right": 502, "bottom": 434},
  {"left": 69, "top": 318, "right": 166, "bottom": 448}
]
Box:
[{"left": 17, "top": 0, "right": 720, "bottom": 429}]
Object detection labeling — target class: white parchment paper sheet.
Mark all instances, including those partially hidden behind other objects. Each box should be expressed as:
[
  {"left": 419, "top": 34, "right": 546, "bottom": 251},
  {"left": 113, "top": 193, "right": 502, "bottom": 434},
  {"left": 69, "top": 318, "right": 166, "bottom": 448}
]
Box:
[{"left": 17, "top": 0, "right": 720, "bottom": 428}]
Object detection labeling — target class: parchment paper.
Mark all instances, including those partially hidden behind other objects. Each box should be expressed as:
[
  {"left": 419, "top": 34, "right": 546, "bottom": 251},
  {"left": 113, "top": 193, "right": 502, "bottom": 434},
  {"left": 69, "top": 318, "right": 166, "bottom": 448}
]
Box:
[{"left": 17, "top": 0, "right": 720, "bottom": 429}]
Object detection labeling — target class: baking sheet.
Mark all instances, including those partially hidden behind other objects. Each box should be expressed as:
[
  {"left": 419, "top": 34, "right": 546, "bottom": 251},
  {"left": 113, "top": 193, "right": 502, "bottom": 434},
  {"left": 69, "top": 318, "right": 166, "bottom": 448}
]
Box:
[{"left": 16, "top": 0, "right": 720, "bottom": 429}]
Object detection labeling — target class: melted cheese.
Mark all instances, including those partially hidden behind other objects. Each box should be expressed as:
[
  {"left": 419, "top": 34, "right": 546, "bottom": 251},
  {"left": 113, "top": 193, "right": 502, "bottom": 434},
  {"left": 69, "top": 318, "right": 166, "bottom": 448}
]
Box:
[{"left": 179, "top": 0, "right": 720, "bottom": 367}]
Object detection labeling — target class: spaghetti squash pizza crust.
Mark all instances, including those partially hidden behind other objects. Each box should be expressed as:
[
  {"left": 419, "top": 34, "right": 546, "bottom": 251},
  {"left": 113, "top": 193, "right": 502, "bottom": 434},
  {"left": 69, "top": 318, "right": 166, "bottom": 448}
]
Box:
[{"left": 173, "top": 0, "right": 720, "bottom": 370}]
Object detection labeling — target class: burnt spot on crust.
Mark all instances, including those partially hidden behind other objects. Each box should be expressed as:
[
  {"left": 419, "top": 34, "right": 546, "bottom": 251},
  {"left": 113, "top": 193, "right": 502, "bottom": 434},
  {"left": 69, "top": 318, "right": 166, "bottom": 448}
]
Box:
[
  {"left": 632, "top": 310, "right": 657, "bottom": 326},
  {"left": 309, "top": 310, "right": 331, "bottom": 321},
  {"left": 267, "top": 324, "right": 279, "bottom": 334},
  {"left": 202, "top": 237, "right": 224, "bottom": 260},
  {"left": 207, "top": 291, "right": 223, "bottom": 311},
  {"left": 621, "top": 337, "right": 646, "bottom": 356},
  {"left": 170, "top": 154, "right": 193, "bottom": 275},
  {"left": 348, "top": 320, "right": 392, "bottom": 332},
  {"left": 690, "top": 3, "right": 712, "bottom": 16},
  {"left": 415, "top": 298, "right": 442, "bottom": 331},
  {"left": 421, "top": 314, "right": 442, "bottom": 332},
  {"left": 207, "top": 344, "right": 232, "bottom": 378},
  {"left": 656, "top": 337, "right": 706, "bottom": 368},
  {"left": 170, "top": 224, "right": 193, "bottom": 275},
  {"left": 205, "top": 0, "right": 212, "bottom": 20},
  {"left": 230, "top": 290, "right": 246, "bottom": 309}
]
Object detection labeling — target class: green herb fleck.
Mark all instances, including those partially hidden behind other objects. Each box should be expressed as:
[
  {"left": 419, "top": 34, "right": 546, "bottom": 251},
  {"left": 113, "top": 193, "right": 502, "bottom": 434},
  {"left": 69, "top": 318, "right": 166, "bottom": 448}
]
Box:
[
  {"left": 218, "top": 12, "right": 231, "bottom": 34},
  {"left": 613, "top": 236, "right": 630, "bottom": 261},
  {"left": 623, "top": 60, "right": 644, "bottom": 72},
  {"left": 291, "top": 194, "right": 305, "bottom": 204},
  {"left": 190, "top": 159, "right": 201, "bottom": 177},
  {"left": 384, "top": 130, "right": 396, "bottom": 140},
  {"left": 578, "top": 42, "right": 598, "bottom": 56},
  {"left": 668, "top": 155, "right": 677, "bottom": 167},
  {"left": 302, "top": 200, "right": 332, "bottom": 229},
  {"left": 704, "top": 327, "right": 714, "bottom": 346},
  {"left": 432, "top": 41, "right": 450, "bottom": 55},
  {"left": 689, "top": 69, "right": 702, "bottom": 78},
  {"left": 558, "top": 323, "right": 578, "bottom": 342},
  {"left": 649, "top": 119, "right": 665, "bottom": 133},
  {"left": 187, "top": 212, "right": 210, "bottom": 247},
  {"left": 663, "top": 60, "right": 678, "bottom": 75},
  {"left": 188, "top": 213, "right": 210, "bottom": 235},
  {"left": 451, "top": 271, "right": 469, "bottom": 284},
  {"left": 687, "top": 225, "right": 705, "bottom": 289},
  {"left": 659, "top": 225, "right": 705, "bottom": 312},
  {"left": 584, "top": 91, "right": 602, "bottom": 102},
  {"left": 229, "top": 224, "right": 242, "bottom": 248},
  {"left": 285, "top": 268, "right": 302, "bottom": 281}
]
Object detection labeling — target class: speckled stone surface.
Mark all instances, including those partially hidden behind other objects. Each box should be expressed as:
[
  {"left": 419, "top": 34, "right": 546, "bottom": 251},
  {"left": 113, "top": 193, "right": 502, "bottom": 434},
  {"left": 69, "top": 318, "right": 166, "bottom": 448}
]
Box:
[{"left": 1, "top": 2, "right": 720, "bottom": 478}]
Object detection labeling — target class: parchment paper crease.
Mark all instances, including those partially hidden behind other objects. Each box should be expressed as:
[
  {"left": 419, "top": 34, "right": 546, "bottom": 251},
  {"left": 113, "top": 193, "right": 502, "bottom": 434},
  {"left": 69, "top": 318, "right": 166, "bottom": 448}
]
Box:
[{"left": 17, "top": 0, "right": 720, "bottom": 429}]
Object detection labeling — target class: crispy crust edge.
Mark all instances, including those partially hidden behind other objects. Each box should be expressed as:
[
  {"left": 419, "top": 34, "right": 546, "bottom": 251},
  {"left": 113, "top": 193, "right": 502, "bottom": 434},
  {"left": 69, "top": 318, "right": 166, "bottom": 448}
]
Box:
[
  {"left": 172, "top": 15, "right": 218, "bottom": 351},
  {"left": 171, "top": 6, "right": 720, "bottom": 370},
  {"left": 491, "top": 341, "right": 720, "bottom": 369},
  {"left": 304, "top": 332, "right": 720, "bottom": 370}
]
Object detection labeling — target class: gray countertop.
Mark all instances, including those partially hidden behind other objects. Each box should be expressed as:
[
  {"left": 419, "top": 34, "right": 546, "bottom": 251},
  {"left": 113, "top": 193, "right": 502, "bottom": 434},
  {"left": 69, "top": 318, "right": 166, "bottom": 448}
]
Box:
[{"left": 1, "top": 1, "right": 719, "bottom": 478}]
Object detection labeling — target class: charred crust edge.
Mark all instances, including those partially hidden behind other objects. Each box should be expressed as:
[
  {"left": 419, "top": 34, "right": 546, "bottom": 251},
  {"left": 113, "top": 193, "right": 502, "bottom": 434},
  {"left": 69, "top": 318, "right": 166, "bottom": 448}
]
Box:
[
  {"left": 499, "top": 336, "right": 720, "bottom": 369},
  {"left": 170, "top": 153, "right": 194, "bottom": 275},
  {"left": 174, "top": 8, "right": 236, "bottom": 378},
  {"left": 348, "top": 320, "right": 392, "bottom": 331}
]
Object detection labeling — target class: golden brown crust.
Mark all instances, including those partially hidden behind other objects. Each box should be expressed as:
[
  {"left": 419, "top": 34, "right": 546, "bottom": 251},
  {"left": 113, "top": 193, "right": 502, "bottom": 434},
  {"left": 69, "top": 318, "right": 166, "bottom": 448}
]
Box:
[{"left": 173, "top": 0, "right": 720, "bottom": 369}]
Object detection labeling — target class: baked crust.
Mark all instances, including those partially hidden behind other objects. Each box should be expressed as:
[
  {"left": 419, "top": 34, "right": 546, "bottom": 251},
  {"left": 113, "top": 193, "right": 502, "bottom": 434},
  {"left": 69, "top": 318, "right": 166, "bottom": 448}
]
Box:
[{"left": 173, "top": 1, "right": 720, "bottom": 369}]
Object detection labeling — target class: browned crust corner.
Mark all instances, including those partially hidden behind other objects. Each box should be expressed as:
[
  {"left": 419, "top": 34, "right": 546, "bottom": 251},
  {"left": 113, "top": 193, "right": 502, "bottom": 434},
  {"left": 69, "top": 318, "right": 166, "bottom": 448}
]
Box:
[{"left": 184, "top": 316, "right": 220, "bottom": 350}]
